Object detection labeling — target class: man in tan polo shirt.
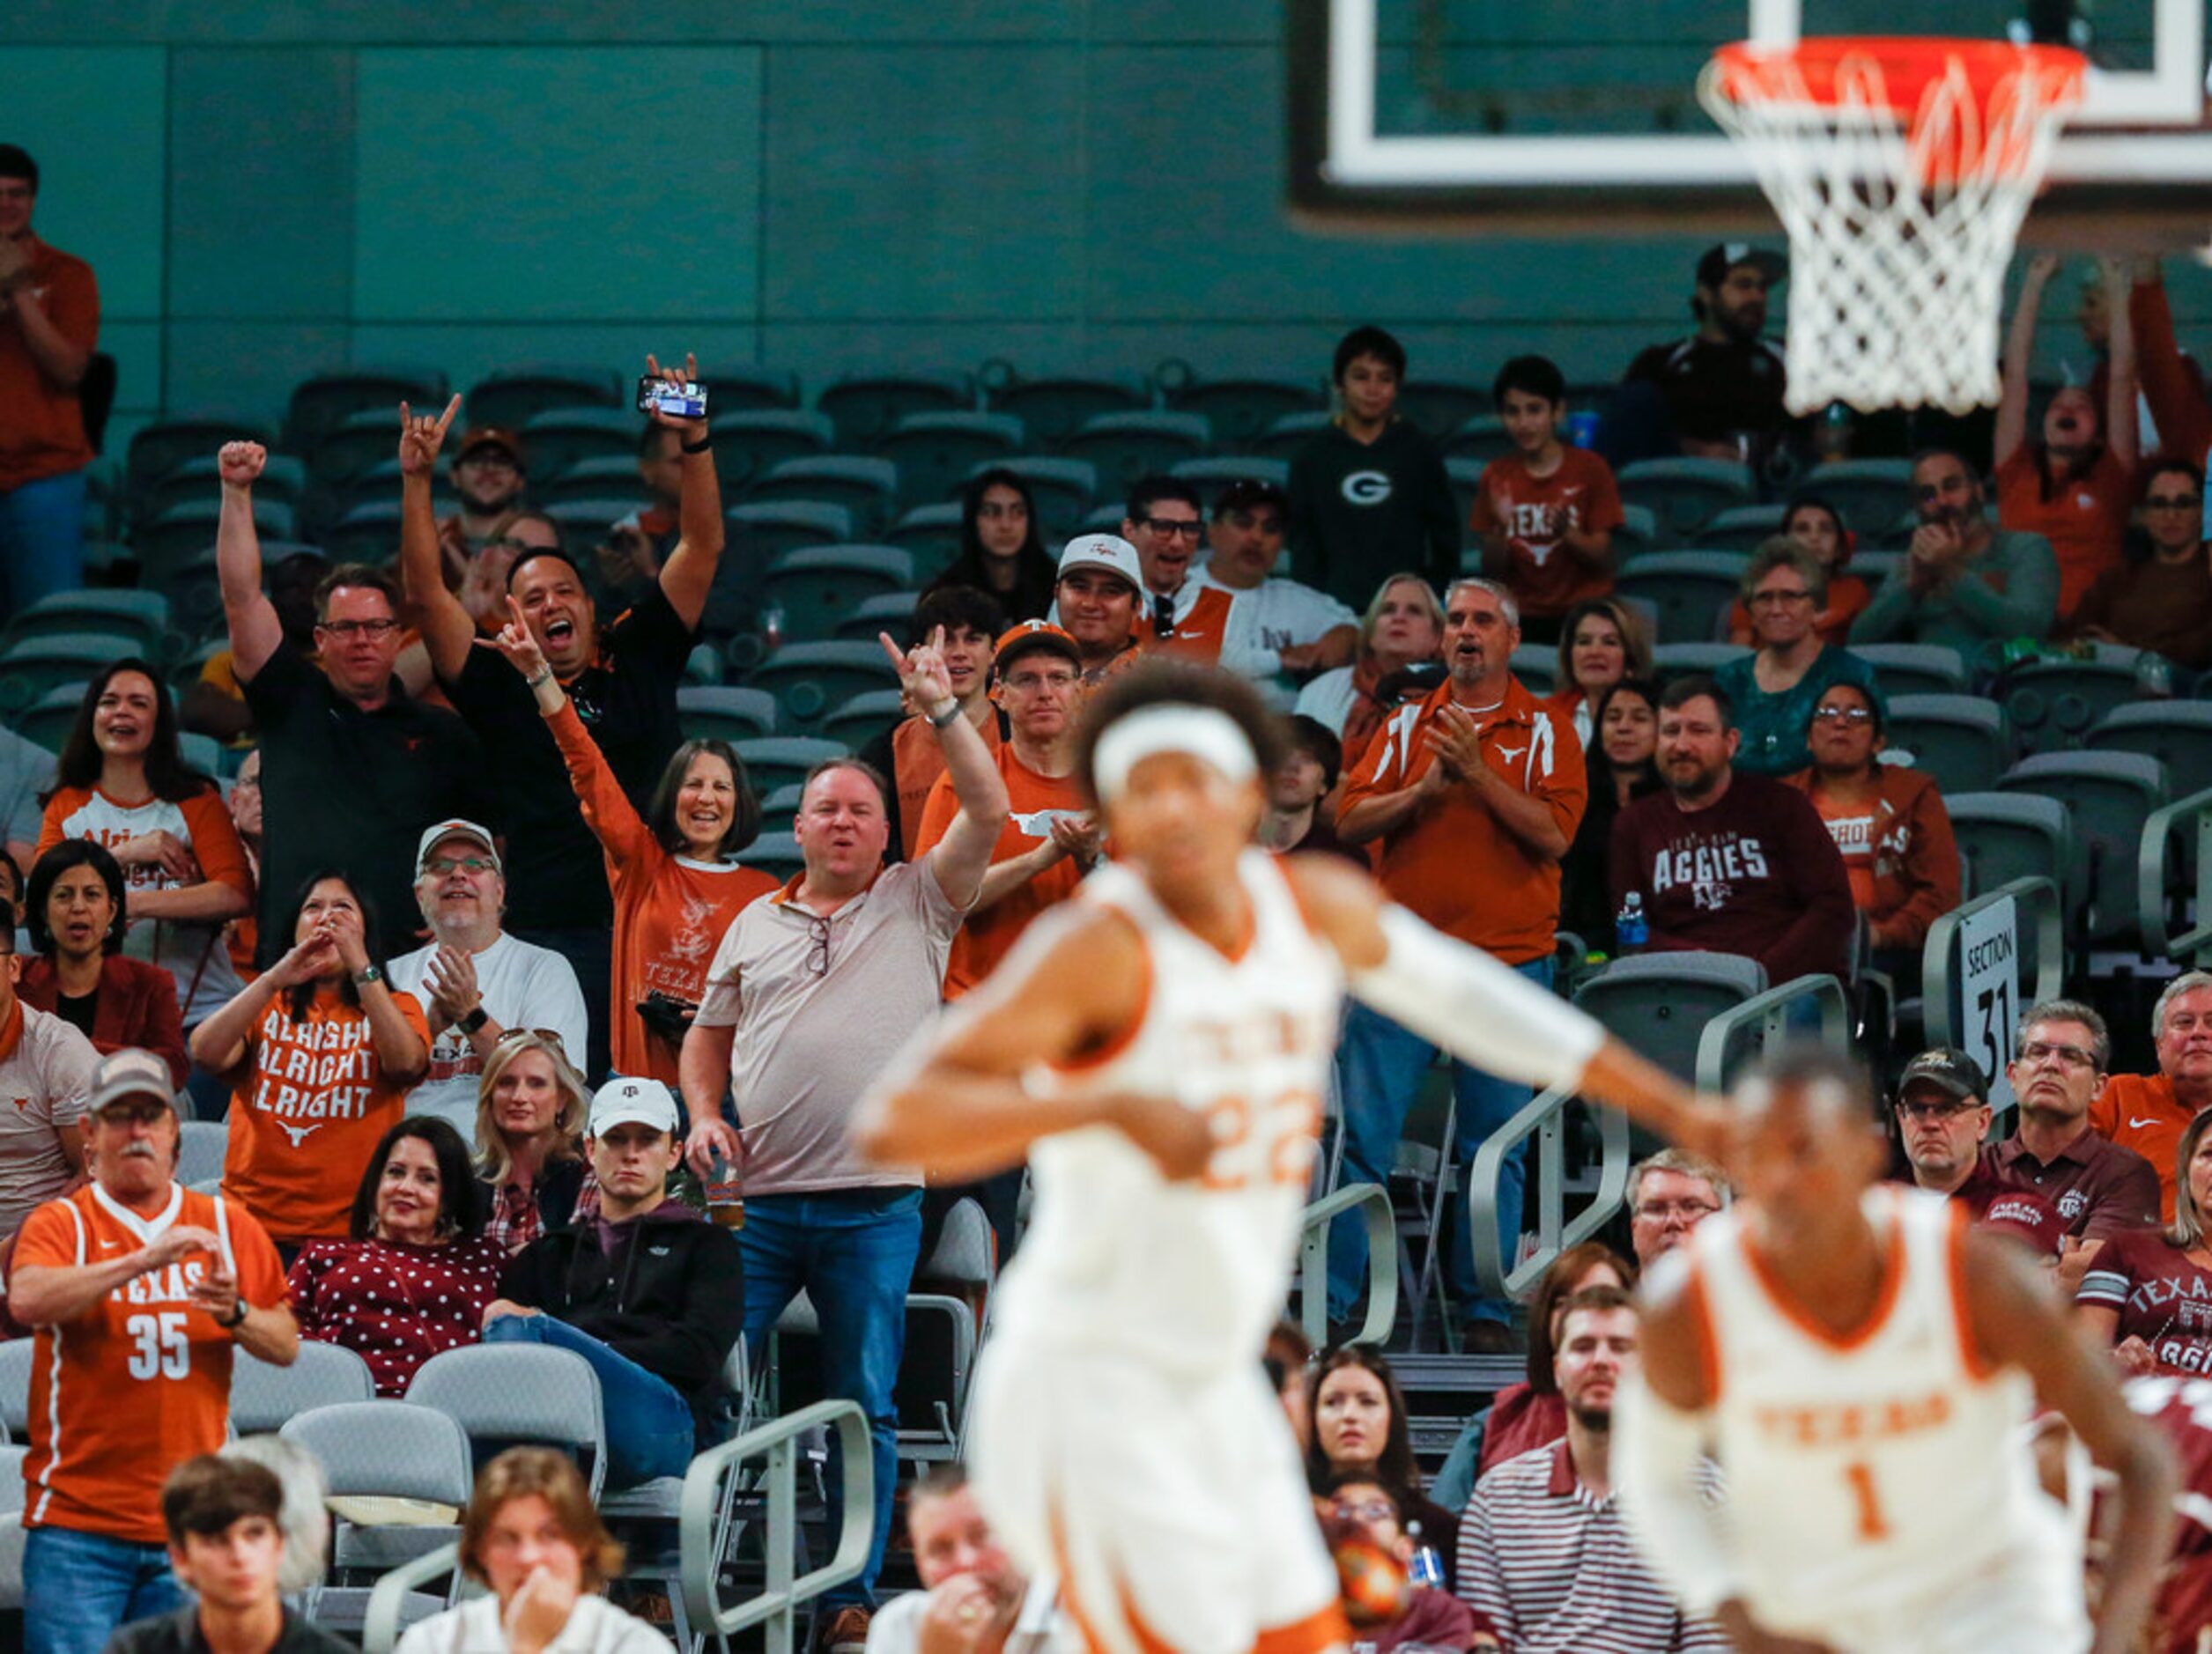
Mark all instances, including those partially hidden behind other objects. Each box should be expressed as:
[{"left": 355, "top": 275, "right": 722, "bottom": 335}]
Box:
[{"left": 680, "top": 626, "right": 1008, "bottom": 1650}]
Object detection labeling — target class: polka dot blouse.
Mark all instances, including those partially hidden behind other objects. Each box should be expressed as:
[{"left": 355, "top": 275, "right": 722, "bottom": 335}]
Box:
[{"left": 286, "top": 1234, "right": 510, "bottom": 1397}]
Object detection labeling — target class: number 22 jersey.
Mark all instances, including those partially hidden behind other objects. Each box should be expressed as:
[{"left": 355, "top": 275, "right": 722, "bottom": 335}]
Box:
[{"left": 14, "top": 1182, "right": 286, "bottom": 1543}]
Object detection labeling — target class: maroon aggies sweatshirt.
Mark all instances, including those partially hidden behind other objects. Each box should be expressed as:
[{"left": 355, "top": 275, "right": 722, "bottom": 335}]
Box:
[{"left": 1609, "top": 771, "right": 1857, "bottom": 983}]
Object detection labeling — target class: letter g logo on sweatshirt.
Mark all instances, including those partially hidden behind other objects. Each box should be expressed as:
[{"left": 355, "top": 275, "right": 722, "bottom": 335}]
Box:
[{"left": 1341, "top": 469, "right": 1394, "bottom": 506}]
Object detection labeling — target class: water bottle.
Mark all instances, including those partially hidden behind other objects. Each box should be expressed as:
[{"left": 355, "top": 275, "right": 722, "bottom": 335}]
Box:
[
  {"left": 1615, "top": 892, "right": 1648, "bottom": 955},
  {"left": 2136, "top": 651, "right": 2176, "bottom": 699},
  {"left": 1566, "top": 410, "right": 1600, "bottom": 449},
  {"left": 760, "top": 603, "right": 786, "bottom": 653},
  {"left": 705, "top": 1153, "right": 745, "bottom": 1229},
  {"left": 1404, "top": 1521, "right": 1446, "bottom": 1591}
]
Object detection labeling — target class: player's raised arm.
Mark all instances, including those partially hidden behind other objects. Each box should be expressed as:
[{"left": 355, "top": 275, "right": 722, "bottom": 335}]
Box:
[
  {"left": 1962, "top": 1227, "right": 2174, "bottom": 1654},
  {"left": 1279, "top": 853, "right": 1724, "bottom": 1156},
  {"left": 852, "top": 906, "right": 1208, "bottom": 1185}
]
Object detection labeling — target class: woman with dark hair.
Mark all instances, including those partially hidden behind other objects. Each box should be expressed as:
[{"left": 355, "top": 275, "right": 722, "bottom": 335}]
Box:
[
  {"left": 36, "top": 658, "right": 254, "bottom": 1028},
  {"left": 485, "top": 608, "right": 778, "bottom": 1085},
  {"left": 1558, "top": 677, "right": 1663, "bottom": 948},
  {"left": 473, "top": 1029, "right": 599, "bottom": 1255},
  {"left": 922, "top": 467, "right": 1059, "bottom": 623},
  {"left": 1542, "top": 596, "right": 1651, "bottom": 749},
  {"left": 189, "top": 871, "right": 429, "bottom": 1252},
  {"left": 1726, "top": 497, "right": 1871, "bottom": 647},
  {"left": 285, "top": 1116, "right": 507, "bottom": 1396},
  {"left": 1784, "top": 679, "right": 1960, "bottom": 956},
  {"left": 1308, "top": 1345, "right": 1460, "bottom": 1588},
  {"left": 18, "top": 839, "right": 188, "bottom": 1087}
]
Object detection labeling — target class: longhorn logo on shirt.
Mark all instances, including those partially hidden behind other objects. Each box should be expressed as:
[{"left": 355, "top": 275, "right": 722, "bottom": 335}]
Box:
[
  {"left": 1341, "top": 471, "right": 1393, "bottom": 507},
  {"left": 279, "top": 1122, "right": 322, "bottom": 1148},
  {"left": 1011, "top": 809, "right": 1084, "bottom": 838},
  {"left": 9, "top": 1097, "right": 26, "bottom": 1112}
]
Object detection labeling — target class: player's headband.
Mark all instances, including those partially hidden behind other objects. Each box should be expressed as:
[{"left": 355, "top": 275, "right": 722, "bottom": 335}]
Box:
[{"left": 1092, "top": 705, "right": 1258, "bottom": 805}]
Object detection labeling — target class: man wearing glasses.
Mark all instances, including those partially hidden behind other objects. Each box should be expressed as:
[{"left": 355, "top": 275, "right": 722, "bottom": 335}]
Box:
[
  {"left": 1989, "top": 1001, "right": 2158, "bottom": 1264},
  {"left": 1850, "top": 447, "right": 2059, "bottom": 653},
  {"left": 213, "top": 441, "right": 493, "bottom": 969},
  {"left": 2070, "top": 458, "right": 2212, "bottom": 668},
  {"left": 1625, "top": 1149, "right": 1728, "bottom": 1268},
  {"left": 385, "top": 821, "right": 588, "bottom": 1137}
]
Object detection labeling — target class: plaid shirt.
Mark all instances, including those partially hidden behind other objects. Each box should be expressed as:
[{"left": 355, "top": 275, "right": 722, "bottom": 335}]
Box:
[{"left": 483, "top": 1165, "right": 600, "bottom": 1256}]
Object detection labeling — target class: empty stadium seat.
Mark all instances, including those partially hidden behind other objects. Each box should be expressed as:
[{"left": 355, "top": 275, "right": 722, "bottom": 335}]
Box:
[
  {"left": 175, "top": 1119, "right": 228, "bottom": 1188},
  {"left": 1800, "top": 457, "right": 1916, "bottom": 537},
  {"left": 1169, "top": 456, "right": 1290, "bottom": 504},
  {"left": 517, "top": 407, "right": 640, "bottom": 477},
  {"left": 133, "top": 496, "right": 296, "bottom": 573},
  {"left": 1853, "top": 642, "right": 1969, "bottom": 698},
  {"left": 126, "top": 417, "right": 274, "bottom": 501},
  {"left": 321, "top": 500, "right": 404, "bottom": 565},
  {"left": 733, "top": 735, "right": 857, "bottom": 797},
  {"left": 704, "top": 410, "right": 836, "bottom": 491},
  {"left": 1572, "top": 953, "right": 1768, "bottom": 1085},
  {"left": 2, "top": 589, "right": 170, "bottom": 655},
  {"left": 280, "top": 1400, "right": 470, "bottom": 1579},
  {"left": 761, "top": 544, "right": 914, "bottom": 642},
  {"left": 284, "top": 367, "right": 448, "bottom": 457},
  {"left": 1611, "top": 551, "right": 1747, "bottom": 645},
  {"left": 677, "top": 685, "right": 779, "bottom": 743},
  {"left": 875, "top": 413, "right": 1025, "bottom": 511},
  {"left": 835, "top": 590, "right": 921, "bottom": 642},
  {"left": 988, "top": 373, "right": 1149, "bottom": 448},
  {"left": 544, "top": 497, "right": 642, "bottom": 550},
  {"left": 1397, "top": 381, "right": 1492, "bottom": 440},
  {"left": 15, "top": 683, "right": 89, "bottom": 754},
  {"left": 744, "top": 455, "right": 900, "bottom": 536},
  {"left": 1616, "top": 458, "right": 1756, "bottom": 539},
  {"left": 899, "top": 1196, "right": 996, "bottom": 1466},
  {"left": 0, "top": 633, "right": 146, "bottom": 717},
  {"left": 742, "top": 831, "right": 806, "bottom": 882},
  {"left": 533, "top": 454, "right": 648, "bottom": 507},
  {"left": 138, "top": 451, "right": 307, "bottom": 523},
  {"left": 820, "top": 688, "right": 907, "bottom": 751},
  {"left": 1695, "top": 502, "right": 1787, "bottom": 554},
  {"left": 1614, "top": 502, "right": 1660, "bottom": 558},
  {"left": 745, "top": 643, "right": 898, "bottom": 735},
  {"left": 462, "top": 366, "right": 620, "bottom": 430},
  {"left": 817, "top": 370, "right": 976, "bottom": 451},
  {"left": 231, "top": 1343, "right": 377, "bottom": 1436},
  {"left": 2090, "top": 701, "right": 2212, "bottom": 780},
  {"left": 0, "top": 1333, "right": 31, "bottom": 1435},
  {"left": 1882, "top": 694, "right": 2009, "bottom": 793},
  {"left": 1945, "top": 791, "right": 2073, "bottom": 904},
  {"left": 1650, "top": 642, "right": 1750, "bottom": 675},
  {"left": 979, "top": 457, "right": 1097, "bottom": 538},
  {"left": 1997, "top": 750, "right": 2167, "bottom": 944},
  {"left": 1508, "top": 644, "right": 1557, "bottom": 695},
  {"left": 1256, "top": 410, "right": 1332, "bottom": 461},
  {"left": 1442, "top": 416, "right": 1513, "bottom": 466},
  {"left": 1165, "top": 376, "right": 1326, "bottom": 449},
  {"left": 1059, "top": 412, "right": 1211, "bottom": 502},
  {"left": 406, "top": 1344, "right": 607, "bottom": 1498},
  {"left": 2002, "top": 652, "right": 2147, "bottom": 756},
  {"left": 699, "top": 365, "right": 802, "bottom": 414}
]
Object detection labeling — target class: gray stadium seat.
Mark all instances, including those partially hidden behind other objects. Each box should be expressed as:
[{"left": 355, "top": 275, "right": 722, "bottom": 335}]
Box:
[
  {"left": 517, "top": 407, "right": 642, "bottom": 477},
  {"left": 1255, "top": 410, "right": 1333, "bottom": 461},
  {"left": 1611, "top": 551, "right": 1747, "bottom": 645},
  {"left": 1060, "top": 412, "right": 1211, "bottom": 501},
  {"left": 1572, "top": 953, "right": 1767, "bottom": 1086},
  {"left": 0, "top": 1340, "right": 30, "bottom": 1437},
  {"left": 1166, "top": 377, "right": 1326, "bottom": 449},
  {"left": 745, "top": 644, "right": 898, "bottom": 735},
  {"left": 744, "top": 455, "right": 901, "bottom": 537},
  {"left": 1616, "top": 457, "right": 1756, "bottom": 539},
  {"left": 820, "top": 688, "right": 907, "bottom": 752},
  {"left": 730, "top": 736, "right": 852, "bottom": 798},
  {"left": 874, "top": 413, "right": 1025, "bottom": 512},
  {"left": 2002, "top": 652, "right": 2150, "bottom": 756},
  {"left": 1945, "top": 791, "right": 2073, "bottom": 904},
  {"left": 1397, "top": 380, "right": 1492, "bottom": 440},
  {"left": 1695, "top": 501, "right": 1787, "bottom": 554},
  {"left": 279, "top": 1400, "right": 471, "bottom": 1575},
  {"left": 0, "top": 633, "right": 143, "bottom": 719},
  {"left": 405, "top": 1344, "right": 607, "bottom": 1499},
  {"left": 1651, "top": 642, "right": 1751, "bottom": 675},
  {"left": 1882, "top": 694, "right": 2009, "bottom": 793},
  {"left": 727, "top": 501, "right": 855, "bottom": 568},
  {"left": 988, "top": 373, "right": 1148, "bottom": 449},
  {"left": 461, "top": 366, "right": 619, "bottom": 431},
  {"left": 834, "top": 591, "right": 922, "bottom": 643},
  {"left": 1508, "top": 644, "right": 1557, "bottom": 695},
  {"left": 1801, "top": 458, "right": 1916, "bottom": 537},
  {"left": 231, "top": 1343, "right": 377, "bottom": 1436},
  {"left": 899, "top": 1196, "right": 996, "bottom": 1467},
  {"left": 2090, "top": 700, "right": 2212, "bottom": 781},
  {"left": 677, "top": 684, "right": 779, "bottom": 743},
  {"left": 1443, "top": 416, "right": 1513, "bottom": 466},
  {"left": 1852, "top": 642, "right": 1969, "bottom": 698},
  {"left": 1997, "top": 751, "right": 2167, "bottom": 944},
  {"left": 704, "top": 410, "right": 836, "bottom": 492},
  {"left": 977, "top": 457, "right": 1098, "bottom": 539},
  {"left": 285, "top": 368, "right": 448, "bottom": 458},
  {"left": 175, "top": 1119, "right": 228, "bottom": 1190},
  {"left": 761, "top": 544, "right": 914, "bottom": 644},
  {"left": 817, "top": 371, "right": 976, "bottom": 451}
]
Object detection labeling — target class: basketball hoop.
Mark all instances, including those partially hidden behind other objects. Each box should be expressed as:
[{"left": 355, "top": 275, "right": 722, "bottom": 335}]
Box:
[{"left": 1699, "top": 38, "right": 2088, "bottom": 416}]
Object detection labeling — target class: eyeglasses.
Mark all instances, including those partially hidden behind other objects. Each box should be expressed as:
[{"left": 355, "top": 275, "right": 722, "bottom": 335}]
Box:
[
  {"left": 317, "top": 618, "right": 401, "bottom": 639},
  {"left": 425, "top": 856, "right": 496, "bottom": 877},
  {"left": 1750, "top": 589, "right": 1814, "bottom": 608},
  {"left": 1811, "top": 705, "right": 1875, "bottom": 724},
  {"left": 1329, "top": 1499, "right": 1398, "bottom": 1525},
  {"left": 2019, "top": 1039, "right": 2098, "bottom": 1071},
  {"left": 1139, "top": 517, "right": 1205, "bottom": 540},
  {"left": 1633, "top": 1200, "right": 1721, "bottom": 1223},
  {"left": 806, "top": 913, "right": 832, "bottom": 978},
  {"left": 2145, "top": 495, "right": 2202, "bottom": 511},
  {"left": 1894, "top": 1097, "right": 1980, "bottom": 1121}
]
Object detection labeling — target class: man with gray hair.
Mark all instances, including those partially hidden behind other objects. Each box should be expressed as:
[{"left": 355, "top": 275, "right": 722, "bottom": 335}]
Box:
[
  {"left": 2093, "top": 971, "right": 2212, "bottom": 1223},
  {"left": 1991, "top": 999, "right": 2158, "bottom": 1266},
  {"left": 1330, "top": 576, "right": 1587, "bottom": 1352},
  {"left": 1626, "top": 1148, "right": 1729, "bottom": 1268}
]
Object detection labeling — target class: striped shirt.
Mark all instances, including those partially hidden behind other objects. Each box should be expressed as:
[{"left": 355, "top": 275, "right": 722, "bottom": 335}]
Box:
[{"left": 1457, "top": 1439, "right": 1727, "bottom": 1654}]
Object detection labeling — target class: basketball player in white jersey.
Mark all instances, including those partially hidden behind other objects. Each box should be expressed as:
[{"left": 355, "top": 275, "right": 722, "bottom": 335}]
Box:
[
  {"left": 857, "top": 660, "right": 1722, "bottom": 1654},
  {"left": 1617, "top": 1045, "right": 2172, "bottom": 1654}
]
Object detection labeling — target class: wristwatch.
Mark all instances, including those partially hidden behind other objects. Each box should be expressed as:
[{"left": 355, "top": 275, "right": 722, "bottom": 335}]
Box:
[
  {"left": 926, "top": 698, "right": 962, "bottom": 729},
  {"left": 216, "top": 1300, "right": 248, "bottom": 1329},
  {"left": 351, "top": 964, "right": 384, "bottom": 989},
  {"left": 457, "top": 1005, "right": 490, "bottom": 1036}
]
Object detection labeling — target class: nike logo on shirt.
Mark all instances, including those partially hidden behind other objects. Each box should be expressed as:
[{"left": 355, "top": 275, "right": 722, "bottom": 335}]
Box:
[{"left": 2129, "top": 1117, "right": 2165, "bottom": 1130}]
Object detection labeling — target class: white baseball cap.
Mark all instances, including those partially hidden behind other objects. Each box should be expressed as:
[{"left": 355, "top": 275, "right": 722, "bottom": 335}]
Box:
[
  {"left": 1056, "top": 534, "right": 1148, "bottom": 605},
  {"left": 415, "top": 820, "right": 501, "bottom": 879},
  {"left": 588, "top": 1075, "right": 681, "bottom": 1138}
]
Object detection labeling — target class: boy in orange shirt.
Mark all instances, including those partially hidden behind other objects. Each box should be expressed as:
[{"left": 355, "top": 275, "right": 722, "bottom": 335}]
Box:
[{"left": 1472, "top": 356, "right": 1624, "bottom": 646}]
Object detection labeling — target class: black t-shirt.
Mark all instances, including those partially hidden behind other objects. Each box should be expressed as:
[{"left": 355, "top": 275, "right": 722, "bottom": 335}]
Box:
[
  {"left": 1624, "top": 335, "right": 1790, "bottom": 446},
  {"left": 241, "top": 644, "right": 495, "bottom": 969},
  {"left": 105, "top": 1604, "right": 353, "bottom": 1653},
  {"left": 55, "top": 990, "right": 96, "bottom": 1041},
  {"left": 442, "top": 584, "right": 695, "bottom": 931}
]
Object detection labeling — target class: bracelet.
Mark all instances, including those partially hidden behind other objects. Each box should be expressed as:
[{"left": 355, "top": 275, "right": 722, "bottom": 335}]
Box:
[
  {"left": 926, "top": 699, "right": 961, "bottom": 729},
  {"left": 216, "top": 1300, "right": 248, "bottom": 1329},
  {"left": 681, "top": 432, "right": 714, "bottom": 454},
  {"left": 525, "top": 669, "right": 553, "bottom": 689}
]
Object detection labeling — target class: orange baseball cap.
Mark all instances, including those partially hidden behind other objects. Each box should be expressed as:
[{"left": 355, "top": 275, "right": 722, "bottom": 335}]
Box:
[
  {"left": 993, "top": 620, "right": 1082, "bottom": 676},
  {"left": 457, "top": 425, "right": 527, "bottom": 469}
]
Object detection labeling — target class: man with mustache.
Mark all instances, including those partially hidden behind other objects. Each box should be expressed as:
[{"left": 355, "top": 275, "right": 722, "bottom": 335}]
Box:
[
  {"left": 1616, "top": 245, "right": 1791, "bottom": 466},
  {"left": 1850, "top": 447, "right": 2060, "bottom": 653},
  {"left": 11, "top": 1046, "right": 296, "bottom": 1654},
  {"left": 2091, "top": 971, "right": 2212, "bottom": 1225}
]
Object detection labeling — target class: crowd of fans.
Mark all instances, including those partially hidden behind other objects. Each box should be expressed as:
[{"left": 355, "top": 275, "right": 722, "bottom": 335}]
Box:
[{"left": 6, "top": 131, "right": 2212, "bottom": 1651}]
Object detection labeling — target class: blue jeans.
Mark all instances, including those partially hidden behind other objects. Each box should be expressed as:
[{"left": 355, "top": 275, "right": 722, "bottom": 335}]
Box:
[
  {"left": 740, "top": 1186, "right": 923, "bottom": 1606},
  {"left": 485, "top": 1311, "right": 697, "bottom": 1487},
  {"left": 24, "top": 1524, "right": 182, "bottom": 1654},
  {"left": 1327, "top": 956, "right": 1553, "bottom": 1329},
  {"left": 0, "top": 468, "right": 88, "bottom": 616}
]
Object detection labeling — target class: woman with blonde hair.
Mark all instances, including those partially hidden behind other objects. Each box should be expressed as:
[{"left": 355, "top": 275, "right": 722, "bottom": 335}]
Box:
[
  {"left": 473, "top": 1030, "right": 599, "bottom": 1255},
  {"left": 396, "top": 1447, "right": 670, "bottom": 1653},
  {"left": 2079, "top": 1106, "right": 2212, "bottom": 1377}
]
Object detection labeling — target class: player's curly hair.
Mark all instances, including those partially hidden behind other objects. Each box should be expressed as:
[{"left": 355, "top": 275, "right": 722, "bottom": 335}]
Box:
[{"left": 1072, "top": 659, "right": 1291, "bottom": 807}]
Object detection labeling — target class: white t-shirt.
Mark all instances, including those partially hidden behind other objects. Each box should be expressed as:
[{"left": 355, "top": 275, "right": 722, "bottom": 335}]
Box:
[
  {"left": 0, "top": 1005, "right": 97, "bottom": 1242},
  {"left": 864, "top": 1583, "right": 1076, "bottom": 1652},
  {"left": 1195, "top": 565, "right": 1358, "bottom": 678},
  {"left": 395, "top": 1593, "right": 672, "bottom": 1653},
  {"left": 1292, "top": 665, "right": 1358, "bottom": 735},
  {"left": 386, "top": 931, "right": 589, "bottom": 1136}
]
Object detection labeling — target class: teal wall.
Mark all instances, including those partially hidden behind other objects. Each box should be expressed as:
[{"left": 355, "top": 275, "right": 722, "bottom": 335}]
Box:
[{"left": 9, "top": 2, "right": 2208, "bottom": 447}]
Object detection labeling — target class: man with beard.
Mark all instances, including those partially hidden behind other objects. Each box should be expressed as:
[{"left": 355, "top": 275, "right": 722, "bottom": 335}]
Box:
[
  {"left": 1333, "top": 577, "right": 1586, "bottom": 1352},
  {"left": 1609, "top": 676, "right": 1854, "bottom": 984},
  {"left": 1617, "top": 246, "right": 1791, "bottom": 465},
  {"left": 397, "top": 367, "right": 724, "bottom": 1078},
  {"left": 1459, "top": 1287, "right": 1726, "bottom": 1651},
  {"left": 435, "top": 425, "right": 529, "bottom": 556},
  {"left": 1851, "top": 447, "right": 2060, "bottom": 651}
]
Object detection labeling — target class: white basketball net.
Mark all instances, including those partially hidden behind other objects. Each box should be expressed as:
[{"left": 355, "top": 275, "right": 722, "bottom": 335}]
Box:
[{"left": 1699, "top": 41, "right": 2086, "bottom": 416}]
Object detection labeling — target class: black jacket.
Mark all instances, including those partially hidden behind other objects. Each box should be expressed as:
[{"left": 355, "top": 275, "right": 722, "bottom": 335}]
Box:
[
  {"left": 104, "top": 1604, "right": 351, "bottom": 1653},
  {"left": 499, "top": 1201, "right": 744, "bottom": 1429},
  {"left": 1286, "top": 419, "right": 1461, "bottom": 611}
]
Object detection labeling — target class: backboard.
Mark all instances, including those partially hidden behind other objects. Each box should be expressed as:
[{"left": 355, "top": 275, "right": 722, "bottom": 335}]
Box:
[{"left": 1287, "top": 0, "right": 2212, "bottom": 244}]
